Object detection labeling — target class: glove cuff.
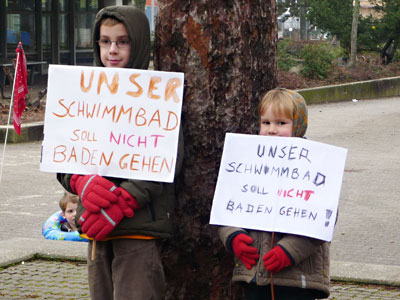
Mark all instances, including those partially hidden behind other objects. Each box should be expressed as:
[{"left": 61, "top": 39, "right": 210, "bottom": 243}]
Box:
[
  {"left": 276, "top": 245, "right": 293, "bottom": 267},
  {"left": 227, "top": 231, "right": 248, "bottom": 252}
]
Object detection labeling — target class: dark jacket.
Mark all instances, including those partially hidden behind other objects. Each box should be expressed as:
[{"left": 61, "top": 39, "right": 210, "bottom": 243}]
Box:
[
  {"left": 57, "top": 5, "right": 184, "bottom": 239},
  {"left": 219, "top": 227, "right": 330, "bottom": 298}
]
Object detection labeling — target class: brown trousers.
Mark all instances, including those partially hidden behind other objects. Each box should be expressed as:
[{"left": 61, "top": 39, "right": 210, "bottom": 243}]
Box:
[{"left": 87, "top": 239, "right": 165, "bottom": 300}]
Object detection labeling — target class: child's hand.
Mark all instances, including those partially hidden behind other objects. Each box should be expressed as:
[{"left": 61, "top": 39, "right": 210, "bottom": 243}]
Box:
[
  {"left": 115, "top": 187, "right": 140, "bottom": 218},
  {"left": 232, "top": 233, "right": 260, "bottom": 270},
  {"left": 70, "top": 174, "right": 119, "bottom": 213},
  {"left": 79, "top": 203, "right": 124, "bottom": 240},
  {"left": 79, "top": 188, "right": 138, "bottom": 240},
  {"left": 263, "top": 245, "right": 292, "bottom": 273}
]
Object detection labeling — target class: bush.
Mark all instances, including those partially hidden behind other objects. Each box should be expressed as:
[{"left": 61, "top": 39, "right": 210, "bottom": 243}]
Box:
[
  {"left": 277, "top": 39, "right": 300, "bottom": 71},
  {"left": 300, "top": 43, "right": 335, "bottom": 79},
  {"left": 391, "top": 49, "right": 400, "bottom": 62}
]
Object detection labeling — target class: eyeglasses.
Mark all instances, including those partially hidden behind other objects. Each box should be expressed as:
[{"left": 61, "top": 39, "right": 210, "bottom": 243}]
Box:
[{"left": 97, "top": 38, "right": 130, "bottom": 49}]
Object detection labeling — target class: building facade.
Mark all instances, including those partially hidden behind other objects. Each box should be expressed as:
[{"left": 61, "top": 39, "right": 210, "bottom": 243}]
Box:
[
  {"left": 0, "top": 0, "right": 155, "bottom": 68},
  {"left": 360, "top": 0, "right": 383, "bottom": 19}
]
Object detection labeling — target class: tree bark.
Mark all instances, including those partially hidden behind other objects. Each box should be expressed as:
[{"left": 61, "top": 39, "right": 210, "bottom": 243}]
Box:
[
  {"left": 154, "top": 1, "right": 277, "bottom": 299},
  {"left": 349, "top": 0, "right": 360, "bottom": 67}
]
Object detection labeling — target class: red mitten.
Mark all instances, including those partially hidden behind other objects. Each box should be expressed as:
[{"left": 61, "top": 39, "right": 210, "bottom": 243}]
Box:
[
  {"left": 116, "top": 187, "right": 140, "bottom": 218},
  {"left": 78, "top": 188, "right": 138, "bottom": 240},
  {"left": 70, "top": 174, "right": 119, "bottom": 213},
  {"left": 79, "top": 203, "right": 124, "bottom": 240},
  {"left": 263, "top": 245, "right": 292, "bottom": 273},
  {"left": 231, "top": 233, "right": 260, "bottom": 270}
]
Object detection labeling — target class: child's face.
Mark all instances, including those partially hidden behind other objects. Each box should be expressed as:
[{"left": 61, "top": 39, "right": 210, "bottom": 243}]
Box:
[
  {"left": 62, "top": 202, "right": 78, "bottom": 229},
  {"left": 259, "top": 106, "right": 293, "bottom": 137},
  {"left": 99, "top": 23, "right": 131, "bottom": 68}
]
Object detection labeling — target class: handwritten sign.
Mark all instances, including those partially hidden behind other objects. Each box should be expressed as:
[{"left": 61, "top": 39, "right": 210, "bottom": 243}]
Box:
[
  {"left": 209, "top": 133, "right": 347, "bottom": 241},
  {"left": 40, "top": 65, "right": 184, "bottom": 183}
]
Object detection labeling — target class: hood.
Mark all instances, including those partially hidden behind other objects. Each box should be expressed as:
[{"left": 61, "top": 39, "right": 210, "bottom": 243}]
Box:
[
  {"left": 93, "top": 5, "right": 150, "bottom": 69},
  {"left": 281, "top": 88, "right": 308, "bottom": 138}
]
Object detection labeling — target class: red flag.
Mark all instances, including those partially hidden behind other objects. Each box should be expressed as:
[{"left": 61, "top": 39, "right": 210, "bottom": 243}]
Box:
[{"left": 13, "top": 42, "right": 28, "bottom": 135}]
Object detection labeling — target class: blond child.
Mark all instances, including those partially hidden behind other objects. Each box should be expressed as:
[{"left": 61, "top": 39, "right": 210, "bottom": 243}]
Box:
[
  {"left": 42, "top": 192, "right": 86, "bottom": 242},
  {"left": 219, "top": 88, "right": 330, "bottom": 300},
  {"left": 59, "top": 192, "right": 78, "bottom": 232}
]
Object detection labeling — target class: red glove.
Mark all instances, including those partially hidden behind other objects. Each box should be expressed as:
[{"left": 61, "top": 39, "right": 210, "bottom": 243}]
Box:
[
  {"left": 79, "top": 205, "right": 123, "bottom": 240},
  {"left": 231, "top": 233, "right": 260, "bottom": 270},
  {"left": 263, "top": 245, "right": 292, "bottom": 273},
  {"left": 70, "top": 174, "right": 119, "bottom": 213},
  {"left": 116, "top": 187, "right": 140, "bottom": 218},
  {"left": 79, "top": 187, "right": 138, "bottom": 240}
]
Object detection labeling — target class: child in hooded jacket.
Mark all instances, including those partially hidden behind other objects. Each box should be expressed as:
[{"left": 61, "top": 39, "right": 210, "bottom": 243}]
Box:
[
  {"left": 57, "top": 6, "right": 183, "bottom": 300},
  {"left": 219, "top": 88, "right": 331, "bottom": 300}
]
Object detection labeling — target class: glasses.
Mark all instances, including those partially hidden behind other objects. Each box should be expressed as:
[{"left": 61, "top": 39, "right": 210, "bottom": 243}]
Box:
[{"left": 97, "top": 38, "right": 130, "bottom": 49}]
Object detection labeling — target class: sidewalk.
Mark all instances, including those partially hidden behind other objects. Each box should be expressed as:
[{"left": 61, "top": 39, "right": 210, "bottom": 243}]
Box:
[
  {"left": 1, "top": 97, "right": 400, "bottom": 298},
  {"left": 1, "top": 259, "right": 400, "bottom": 299}
]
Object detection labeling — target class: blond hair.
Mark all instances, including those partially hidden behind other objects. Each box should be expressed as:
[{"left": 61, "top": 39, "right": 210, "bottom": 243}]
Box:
[
  {"left": 59, "top": 192, "right": 79, "bottom": 212},
  {"left": 258, "top": 88, "right": 308, "bottom": 137},
  {"left": 258, "top": 89, "right": 295, "bottom": 122}
]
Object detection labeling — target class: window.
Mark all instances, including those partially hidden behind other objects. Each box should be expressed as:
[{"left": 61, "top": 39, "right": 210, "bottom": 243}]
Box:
[
  {"left": 41, "top": 0, "right": 52, "bottom": 11},
  {"left": 3, "top": 0, "right": 102, "bottom": 64},
  {"left": 42, "top": 16, "right": 51, "bottom": 51},
  {"left": 6, "top": 14, "right": 35, "bottom": 52},
  {"left": 75, "top": 14, "right": 95, "bottom": 49},
  {"left": 75, "top": 0, "right": 99, "bottom": 50},
  {"left": 6, "top": 0, "right": 34, "bottom": 11},
  {"left": 75, "top": 0, "right": 98, "bottom": 10}
]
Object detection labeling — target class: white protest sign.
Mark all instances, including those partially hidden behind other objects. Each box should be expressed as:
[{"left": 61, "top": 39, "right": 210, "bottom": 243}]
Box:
[
  {"left": 209, "top": 133, "right": 347, "bottom": 242},
  {"left": 40, "top": 65, "right": 184, "bottom": 183}
]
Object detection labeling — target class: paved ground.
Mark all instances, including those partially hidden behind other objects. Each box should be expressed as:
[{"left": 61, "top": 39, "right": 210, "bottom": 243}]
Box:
[
  {"left": 307, "top": 98, "right": 400, "bottom": 268},
  {"left": 0, "top": 97, "right": 400, "bottom": 299},
  {"left": 1, "top": 259, "right": 400, "bottom": 299}
]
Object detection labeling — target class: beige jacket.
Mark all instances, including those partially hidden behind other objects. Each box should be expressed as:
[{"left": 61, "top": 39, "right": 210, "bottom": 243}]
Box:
[{"left": 219, "top": 226, "right": 330, "bottom": 298}]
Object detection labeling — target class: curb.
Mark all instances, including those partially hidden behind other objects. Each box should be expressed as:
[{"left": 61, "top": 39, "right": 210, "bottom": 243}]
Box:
[
  {"left": 0, "top": 237, "right": 87, "bottom": 268},
  {"left": 0, "top": 121, "right": 44, "bottom": 143},
  {"left": 297, "top": 76, "right": 400, "bottom": 104},
  {"left": 330, "top": 261, "right": 400, "bottom": 287}
]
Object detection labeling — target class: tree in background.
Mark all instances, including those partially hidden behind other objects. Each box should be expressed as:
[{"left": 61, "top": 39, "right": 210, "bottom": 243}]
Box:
[
  {"left": 154, "top": 1, "right": 277, "bottom": 299},
  {"left": 307, "top": 0, "right": 354, "bottom": 51},
  {"left": 306, "top": 0, "right": 383, "bottom": 55},
  {"left": 375, "top": 0, "right": 400, "bottom": 38},
  {"left": 299, "top": 0, "right": 308, "bottom": 40},
  {"left": 349, "top": 0, "right": 361, "bottom": 67},
  {"left": 374, "top": 0, "right": 400, "bottom": 63}
]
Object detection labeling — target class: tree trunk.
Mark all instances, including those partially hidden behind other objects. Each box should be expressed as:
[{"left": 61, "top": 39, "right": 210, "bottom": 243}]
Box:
[
  {"left": 349, "top": 0, "right": 360, "bottom": 67},
  {"left": 154, "top": 1, "right": 277, "bottom": 299},
  {"left": 300, "top": 0, "right": 308, "bottom": 40}
]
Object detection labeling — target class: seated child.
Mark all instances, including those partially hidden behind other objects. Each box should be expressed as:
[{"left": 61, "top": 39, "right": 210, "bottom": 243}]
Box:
[
  {"left": 42, "top": 192, "right": 87, "bottom": 242},
  {"left": 59, "top": 191, "right": 78, "bottom": 232}
]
